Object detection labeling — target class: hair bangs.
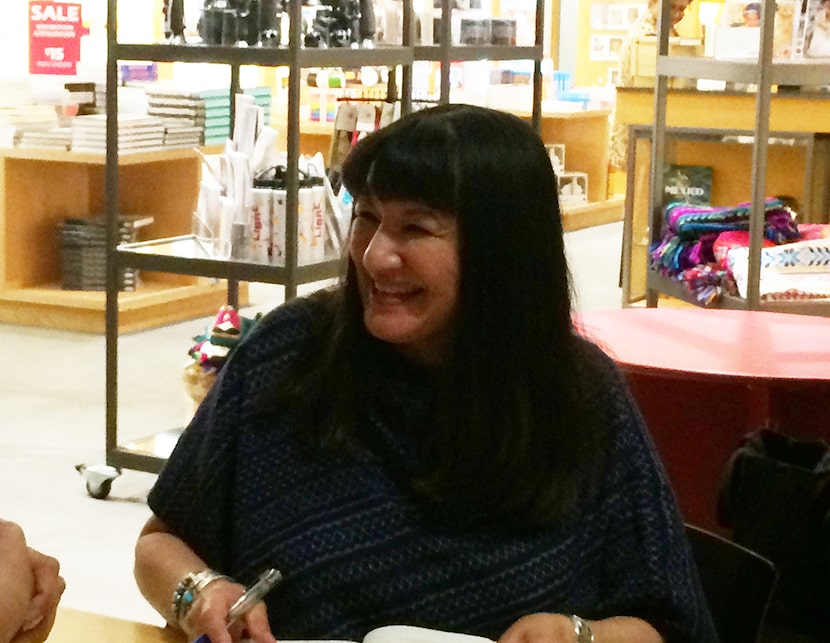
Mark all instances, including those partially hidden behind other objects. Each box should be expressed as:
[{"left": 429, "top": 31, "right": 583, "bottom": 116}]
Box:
[{"left": 345, "top": 118, "right": 461, "bottom": 213}]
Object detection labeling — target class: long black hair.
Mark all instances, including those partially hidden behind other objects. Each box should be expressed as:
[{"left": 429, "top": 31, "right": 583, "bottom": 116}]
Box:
[{"left": 276, "top": 104, "right": 610, "bottom": 526}]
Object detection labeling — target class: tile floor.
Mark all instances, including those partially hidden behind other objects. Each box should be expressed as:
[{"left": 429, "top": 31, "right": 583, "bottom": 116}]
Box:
[{"left": 0, "top": 222, "right": 625, "bottom": 628}]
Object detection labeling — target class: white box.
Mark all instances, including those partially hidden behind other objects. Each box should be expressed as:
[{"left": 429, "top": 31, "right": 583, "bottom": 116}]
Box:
[
  {"left": 545, "top": 143, "right": 566, "bottom": 173},
  {"left": 557, "top": 171, "right": 588, "bottom": 204}
]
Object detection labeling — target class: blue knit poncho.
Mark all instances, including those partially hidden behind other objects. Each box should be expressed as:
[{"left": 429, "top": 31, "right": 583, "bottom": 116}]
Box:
[{"left": 148, "top": 295, "right": 717, "bottom": 642}]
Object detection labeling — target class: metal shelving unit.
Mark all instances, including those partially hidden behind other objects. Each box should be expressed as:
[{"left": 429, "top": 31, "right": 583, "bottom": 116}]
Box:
[
  {"left": 82, "top": 0, "right": 545, "bottom": 498},
  {"left": 646, "top": 0, "right": 830, "bottom": 314}
]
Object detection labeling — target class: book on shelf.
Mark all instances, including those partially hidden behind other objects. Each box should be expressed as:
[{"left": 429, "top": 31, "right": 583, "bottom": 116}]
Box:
[
  {"left": 662, "top": 164, "right": 713, "bottom": 208},
  {"left": 801, "top": 0, "right": 830, "bottom": 58},
  {"left": 264, "top": 625, "right": 493, "bottom": 643},
  {"left": 713, "top": 0, "right": 799, "bottom": 59}
]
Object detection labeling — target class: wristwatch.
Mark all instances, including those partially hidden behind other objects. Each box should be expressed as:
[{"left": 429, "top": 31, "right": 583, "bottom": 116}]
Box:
[{"left": 570, "top": 614, "right": 595, "bottom": 643}]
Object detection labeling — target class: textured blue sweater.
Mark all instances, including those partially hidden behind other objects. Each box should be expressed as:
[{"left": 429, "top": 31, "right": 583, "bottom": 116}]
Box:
[{"left": 148, "top": 295, "right": 718, "bottom": 642}]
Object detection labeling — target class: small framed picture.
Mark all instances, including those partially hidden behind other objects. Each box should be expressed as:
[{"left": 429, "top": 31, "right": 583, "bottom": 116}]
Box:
[
  {"left": 589, "top": 34, "right": 612, "bottom": 60},
  {"left": 590, "top": 3, "right": 608, "bottom": 29},
  {"left": 606, "top": 4, "right": 630, "bottom": 30},
  {"left": 609, "top": 35, "right": 624, "bottom": 58}
]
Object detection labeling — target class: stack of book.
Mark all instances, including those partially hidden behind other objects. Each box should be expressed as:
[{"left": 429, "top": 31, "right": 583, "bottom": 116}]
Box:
[
  {"left": 162, "top": 120, "right": 203, "bottom": 149},
  {"left": 17, "top": 127, "right": 73, "bottom": 151},
  {"left": 93, "top": 83, "right": 107, "bottom": 115},
  {"left": 59, "top": 215, "right": 154, "bottom": 291},
  {"left": 143, "top": 85, "right": 273, "bottom": 147},
  {"left": 145, "top": 85, "right": 224, "bottom": 146},
  {"left": 70, "top": 114, "right": 166, "bottom": 153}
]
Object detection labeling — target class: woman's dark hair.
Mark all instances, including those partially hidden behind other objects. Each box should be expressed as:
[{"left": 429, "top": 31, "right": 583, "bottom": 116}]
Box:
[{"left": 279, "top": 104, "right": 609, "bottom": 525}]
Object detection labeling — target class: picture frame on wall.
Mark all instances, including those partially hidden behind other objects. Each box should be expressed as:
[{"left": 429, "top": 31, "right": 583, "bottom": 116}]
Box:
[
  {"left": 590, "top": 3, "right": 608, "bottom": 30},
  {"left": 589, "top": 34, "right": 612, "bottom": 60},
  {"left": 606, "top": 3, "right": 643, "bottom": 30}
]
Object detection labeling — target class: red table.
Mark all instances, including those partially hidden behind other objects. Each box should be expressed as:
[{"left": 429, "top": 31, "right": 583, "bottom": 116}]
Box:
[{"left": 577, "top": 308, "right": 830, "bottom": 531}]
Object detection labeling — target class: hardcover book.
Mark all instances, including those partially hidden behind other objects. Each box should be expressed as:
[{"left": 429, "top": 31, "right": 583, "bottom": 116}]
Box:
[
  {"left": 662, "top": 164, "right": 713, "bottom": 207},
  {"left": 271, "top": 625, "right": 493, "bottom": 643}
]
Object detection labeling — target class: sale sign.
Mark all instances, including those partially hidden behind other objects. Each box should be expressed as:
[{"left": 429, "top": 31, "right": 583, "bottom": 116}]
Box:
[{"left": 29, "top": 1, "right": 89, "bottom": 75}]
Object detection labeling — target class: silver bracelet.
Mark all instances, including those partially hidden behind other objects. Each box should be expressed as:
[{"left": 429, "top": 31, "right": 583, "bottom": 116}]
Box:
[
  {"left": 571, "top": 614, "right": 595, "bottom": 643},
  {"left": 172, "top": 568, "right": 233, "bottom": 625}
]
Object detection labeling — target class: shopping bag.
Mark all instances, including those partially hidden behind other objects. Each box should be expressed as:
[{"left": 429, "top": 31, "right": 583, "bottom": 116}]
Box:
[{"left": 717, "top": 429, "right": 830, "bottom": 635}]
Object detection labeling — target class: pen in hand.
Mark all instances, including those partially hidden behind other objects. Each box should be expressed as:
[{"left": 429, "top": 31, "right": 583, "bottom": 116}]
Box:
[{"left": 193, "top": 568, "right": 283, "bottom": 643}]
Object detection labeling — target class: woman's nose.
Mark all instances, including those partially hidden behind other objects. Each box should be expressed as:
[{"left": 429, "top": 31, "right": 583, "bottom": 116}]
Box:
[{"left": 363, "top": 228, "right": 403, "bottom": 272}]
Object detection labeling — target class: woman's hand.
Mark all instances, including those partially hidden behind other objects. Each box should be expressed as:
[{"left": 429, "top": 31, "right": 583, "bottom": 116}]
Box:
[
  {"left": 498, "top": 613, "right": 577, "bottom": 642},
  {"left": 498, "top": 612, "right": 664, "bottom": 643},
  {"left": 180, "top": 579, "right": 277, "bottom": 643},
  {"left": 0, "top": 520, "right": 65, "bottom": 643}
]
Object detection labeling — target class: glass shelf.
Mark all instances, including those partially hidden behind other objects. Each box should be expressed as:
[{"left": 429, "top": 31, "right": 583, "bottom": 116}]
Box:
[{"left": 118, "top": 234, "right": 342, "bottom": 283}]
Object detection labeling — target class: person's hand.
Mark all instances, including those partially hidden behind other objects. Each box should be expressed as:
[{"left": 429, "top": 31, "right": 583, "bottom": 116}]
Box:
[
  {"left": 498, "top": 613, "right": 578, "bottom": 643},
  {"left": 10, "top": 547, "right": 66, "bottom": 643},
  {"left": 180, "top": 579, "right": 277, "bottom": 643},
  {"left": 0, "top": 520, "right": 65, "bottom": 643}
]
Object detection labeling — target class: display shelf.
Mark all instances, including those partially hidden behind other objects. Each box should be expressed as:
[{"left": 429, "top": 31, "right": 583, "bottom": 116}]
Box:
[
  {"left": 656, "top": 56, "right": 830, "bottom": 87},
  {"left": 0, "top": 147, "right": 240, "bottom": 332},
  {"left": 620, "top": 125, "right": 830, "bottom": 304},
  {"left": 642, "top": 0, "right": 830, "bottom": 315},
  {"left": 2, "top": 147, "right": 199, "bottom": 165},
  {"left": 118, "top": 235, "right": 342, "bottom": 283},
  {"left": 117, "top": 42, "right": 545, "bottom": 68},
  {"left": 0, "top": 280, "right": 235, "bottom": 333},
  {"left": 561, "top": 195, "right": 625, "bottom": 231},
  {"left": 413, "top": 44, "right": 543, "bottom": 61},
  {"left": 647, "top": 270, "right": 830, "bottom": 316},
  {"left": 118, "top": 42, "right": 415, "bottom": 68},
  {"left": 89, "top": 0, "right": 548, "bottom": 497},
  {"left": 616, "top": 87, "right": 830, "bottom": 134}
]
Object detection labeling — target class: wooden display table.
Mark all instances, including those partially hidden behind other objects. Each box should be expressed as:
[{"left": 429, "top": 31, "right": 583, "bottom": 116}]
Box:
[
  {"left": 578, "top": 307, "right": 830, "bottom": 532},
  {"left": 49, "top": 608, "right": 182, "bottom": 642},
  {"left": 0, "top": 148, "right": 244, "bottom": 333},
  {"left": 532, "top": 108, "right": 624, "bottom": 232}
]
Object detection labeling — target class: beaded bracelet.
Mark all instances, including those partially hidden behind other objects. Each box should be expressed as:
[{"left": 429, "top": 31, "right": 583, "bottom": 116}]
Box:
[{"left": 172, "top": 569, "right": 234, "bottom": 626}]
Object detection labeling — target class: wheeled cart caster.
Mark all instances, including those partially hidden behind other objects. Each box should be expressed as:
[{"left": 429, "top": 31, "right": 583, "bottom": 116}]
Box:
[{"left": 75, "top": 463, "right": 122, "bottom": 499}]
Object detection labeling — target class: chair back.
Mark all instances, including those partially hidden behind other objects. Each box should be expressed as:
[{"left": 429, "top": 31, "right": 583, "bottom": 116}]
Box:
[{"left": 686, "top": 523, "right": 778, "bottom": 643}]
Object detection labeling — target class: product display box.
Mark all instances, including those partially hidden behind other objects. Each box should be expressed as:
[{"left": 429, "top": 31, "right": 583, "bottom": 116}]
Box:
[
  {"left": 545, "top": 143, "right": 566, "bottom": 173},
  {"left": 557, "top": 171, "right": 589, "bottom": 204}
]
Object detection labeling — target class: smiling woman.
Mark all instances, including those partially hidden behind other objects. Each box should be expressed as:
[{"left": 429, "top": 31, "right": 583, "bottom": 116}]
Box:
[
  {"left": 349, "top": 195, "right": 459, "bottom": 365},
  {"left": 134, "top": 104, "right": 718, "bottom": 643}
]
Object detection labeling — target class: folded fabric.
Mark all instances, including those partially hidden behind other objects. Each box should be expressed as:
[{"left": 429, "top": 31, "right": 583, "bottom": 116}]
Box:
[
  {"left": 757, "top": 238, "right": 830, "bottom": 273},
  {"left": 664, "top": 197, "right": 799, "bottom": 242},
  {"left": 727, "top": 246, "right": 830, "bottom": 299},
  {"left": 653, "top": 198, "right": 801, "bottom": 272},
  {"left": 712, "top": 230, "right": 776, "bottom": 268}
]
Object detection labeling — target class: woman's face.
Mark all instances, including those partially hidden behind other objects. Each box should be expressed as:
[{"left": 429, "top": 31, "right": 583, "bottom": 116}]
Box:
[{"left": 349, "top": 194, "right": 460, "bottom": 365}]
